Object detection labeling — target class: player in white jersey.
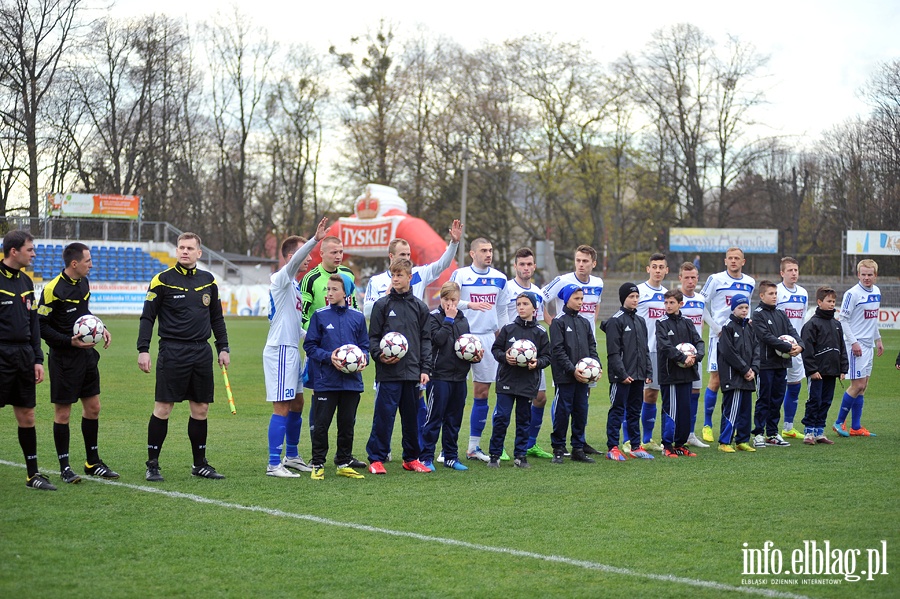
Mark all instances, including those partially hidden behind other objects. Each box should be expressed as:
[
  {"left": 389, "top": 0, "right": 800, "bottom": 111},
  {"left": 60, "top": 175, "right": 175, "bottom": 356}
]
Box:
[
  {"left": 698, "top": 247, "right": 756, "bottom": 443},
  {"left": 450, "top": 237, "right": 510, "bottom": 462},
  {"left": 363, "top": 220, "right": 463, "bottom": 317},
  {"left": 542, "top": 244, "right": 604, "bottom": 454},
  {"left": 634, "top": 253, "right": 668, "bottom": 451},
  {"left": 504, "top": 248, "right": 554, "bottom": 459},
  {"left": 833, "top": 259, "right": 883, "bottom": 437},
  {"left": 775, "top": 257, "right": 809, "bottom": 439},
  {"left": 363, "top": 220, "right": 465, "bottom": 458},
  {"left": 677, "top": 261, "right": 709, "bottom": 447},
  {"left": 264, "top": 218, "right": 328, "bottom": 477}
]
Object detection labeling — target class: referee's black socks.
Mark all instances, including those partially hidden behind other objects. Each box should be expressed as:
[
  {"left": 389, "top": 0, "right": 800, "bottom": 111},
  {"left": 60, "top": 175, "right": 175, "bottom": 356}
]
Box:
[
  {"left": 82, "top": 417, "right": 100, "bottom": 464},
  {"left": 18, "top": 426, "right": 39, "bottom": 477},
  {"left": 147, "top": 414, "right": 168, "bottom": 461},
  {"left": 188, "top": 417, "right": 207, "bottom": 466},
  {"left": 54, "top": 422, "right": 70, "bottom": 469}
]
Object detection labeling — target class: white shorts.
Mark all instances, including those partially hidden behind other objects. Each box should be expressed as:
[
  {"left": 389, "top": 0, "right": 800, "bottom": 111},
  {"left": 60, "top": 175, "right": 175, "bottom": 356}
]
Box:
[
  {"left": 846, "top": 343, "right": 874, "bottom": 380},
  {"left": 264, "top": 344, "right": 302, "bottom": 402},
  {"left": 538, "top": 370, "right": 546, "bottom": 393},
  {"left": 707, "top": 335, "right": 719, "bottom": 372},
  {"left": 787, "top": 354, "right": 804, "bottom": 383},
  {"left": 647, "top": 352, "right": 660, "bottom": 390},
  {"left": 470, "top": 332, "right": 499, "bottom": 384},
  {"left": 692, "top": 367, "right": 704, "bottom": 391}
]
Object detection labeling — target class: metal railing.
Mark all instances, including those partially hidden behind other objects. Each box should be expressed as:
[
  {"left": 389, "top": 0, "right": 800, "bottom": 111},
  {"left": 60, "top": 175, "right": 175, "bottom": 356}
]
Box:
[{"left": 1, "top": 216, "right": 243, "bottom": 283}]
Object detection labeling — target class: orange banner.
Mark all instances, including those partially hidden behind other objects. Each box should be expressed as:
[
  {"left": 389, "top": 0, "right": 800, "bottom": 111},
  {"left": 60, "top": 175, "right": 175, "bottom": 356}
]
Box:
[{"left": 47, "top": 193, "right": 141, "bottom": 219}]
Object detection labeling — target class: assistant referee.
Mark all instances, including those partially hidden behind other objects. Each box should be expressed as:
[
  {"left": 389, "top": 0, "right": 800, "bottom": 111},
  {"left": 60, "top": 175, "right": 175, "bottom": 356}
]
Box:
[{"left": 137, "top": 233, "right": 230, "bottom": 481}]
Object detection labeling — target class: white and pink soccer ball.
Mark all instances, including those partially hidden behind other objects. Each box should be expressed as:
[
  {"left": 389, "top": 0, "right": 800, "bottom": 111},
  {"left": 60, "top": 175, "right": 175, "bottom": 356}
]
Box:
[
  {"left": 73, "top": 314, "right": 105, "bottom": 344},
  {"left": 380, "top": 332, "right": 409, "bottom": 359},
  {"left": 335, "top": 344, "right": 366, "bottom": 373},
  {"left": 675, "top": 342, "right": 698, "bottom": 368},
  {"left": 576, "top": 357, "right": 602, "bottom": 382},
  {"left": 776, "top": 335, "right": 797, "bottom": 359},
  {"left": 508, "top": 339, "right": 537, "bottom": 366},
  {"left": 454, "top": 334, "right": 484, "bottom": 362}
]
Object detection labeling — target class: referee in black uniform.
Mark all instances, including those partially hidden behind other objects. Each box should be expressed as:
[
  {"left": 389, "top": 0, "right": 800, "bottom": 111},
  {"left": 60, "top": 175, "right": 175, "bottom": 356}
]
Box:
[
  {"left": 1, "top": 230, "right": 55, "bottom": 490},
  {"left": 38, "top": 242, "right": 119, "bottom": 484},
  {"left": 137, "top": 233, "right": 230, "bottom": 481}
]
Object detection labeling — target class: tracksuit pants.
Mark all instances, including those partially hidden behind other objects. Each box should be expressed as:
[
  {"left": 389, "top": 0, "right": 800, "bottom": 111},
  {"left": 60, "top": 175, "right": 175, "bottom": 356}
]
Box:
[
  {"left": 420, "top": 380, "right": 467, "bottom": 463},
  {"left": 606, "top": 381, "right": 643, "bottom": 449},
  {"left": 550, "top": 382, "right": 589, "bottom": 453},
  {"left": 753, "top": 368, "right": 787, "bottom": 437},
  {"left": 661, "top": 382, "right": 692, "bottom": 449},
  {"left": 720, "top": 389, "right": 753, "bottom": 445},
  {"left": 489, "top": 393, "right": 531, "bottom": 458},
  {"left": 311, "top": 390, "right": 361, "bottom": 466},
  {"left": 802, "top": 376, "right": 838, "bottom": 431},
  {"left": 366, "top": 381, "right": 420, "bottom": 463}
]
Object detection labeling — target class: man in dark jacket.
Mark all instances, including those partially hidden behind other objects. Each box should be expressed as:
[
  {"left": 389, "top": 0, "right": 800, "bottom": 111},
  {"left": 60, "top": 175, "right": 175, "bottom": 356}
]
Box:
[
  {"left": 716, "top": 294, "right": 760, "bottom": 452},
  {"left": 750, "top": 281, "right": 804, "bottom": 448},
  {"left": 486, "top": 292, "right": 551, "bottom": 468},
  {"left": 800, "top": 287, "right": 848, "bottom": 444},
  {"left": 603, "top": 283, "right": 653, "bottom": 461},
  {"left": 656, "top": 290, "right": 705, "bottom": 457},
  {"left": 304, "top": 273, "right": 369, "bottom": 480},
  {"left": 365, "top": 258, "right": 432, "bottom": 474},
  {"left": 549, "top": 284, "right": 601, "bottom": 464}
]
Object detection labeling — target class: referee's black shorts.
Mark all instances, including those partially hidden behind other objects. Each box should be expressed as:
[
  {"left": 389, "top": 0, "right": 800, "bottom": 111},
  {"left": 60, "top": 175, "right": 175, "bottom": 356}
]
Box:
[
  {"left": 0, "top": 343, "right": 37, "bottom": 409},
  {"left": 155, "top": 341, "right": 215, "bottom": 404},
  {"left": 49, "top": 347, "right": 101, "bottom": 404}
]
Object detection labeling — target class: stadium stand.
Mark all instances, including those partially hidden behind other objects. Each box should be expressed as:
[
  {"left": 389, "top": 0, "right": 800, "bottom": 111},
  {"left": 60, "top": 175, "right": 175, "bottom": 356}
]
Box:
[{"left": 30, "top": 243, "right": 171, "bottom": 282}]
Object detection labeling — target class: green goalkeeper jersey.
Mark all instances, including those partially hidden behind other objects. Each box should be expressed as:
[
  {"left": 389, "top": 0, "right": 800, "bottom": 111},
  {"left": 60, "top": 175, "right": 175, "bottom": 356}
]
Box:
[{"left": 299, "top": 263, "right": 358, "bottom": 331}]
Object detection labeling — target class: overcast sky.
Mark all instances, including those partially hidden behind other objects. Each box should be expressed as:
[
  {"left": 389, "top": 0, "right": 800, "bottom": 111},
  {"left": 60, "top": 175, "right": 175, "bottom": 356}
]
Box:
[{"left": 108, "top": 0, "right": 898, "bottom": 144}]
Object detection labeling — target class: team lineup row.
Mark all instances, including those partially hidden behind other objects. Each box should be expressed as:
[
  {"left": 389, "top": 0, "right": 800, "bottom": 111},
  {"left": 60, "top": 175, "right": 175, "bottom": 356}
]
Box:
[{"left": 0, "top": 224, "right": 889, "bottom": 489}]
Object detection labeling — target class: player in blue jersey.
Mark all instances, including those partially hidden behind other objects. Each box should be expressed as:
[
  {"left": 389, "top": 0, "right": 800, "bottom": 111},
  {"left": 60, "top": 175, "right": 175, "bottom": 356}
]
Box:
[
  {"left": 699, "top": 247, "right": 755, "bottom": 443},
  {"left": 833, "top": 259, "right": 883, "bottom": 437}
]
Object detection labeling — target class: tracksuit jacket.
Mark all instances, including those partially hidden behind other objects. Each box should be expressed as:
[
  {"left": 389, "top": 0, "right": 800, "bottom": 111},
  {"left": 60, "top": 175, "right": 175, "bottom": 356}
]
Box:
[
  {"left": 427, "top": 307, "right": 471, "bottom": 382},
  {"left": 655, "top": 311, "right": 705, "bottom": 385},
  {"left": 303, "top": 303, "right": 369, "bottom": 393},
  {"left": 717, "top": 314, "right": 760, "bottom": 391},
  {"left": 800, "top": 308, "right": 848, "bottom": 378},
  {"left": 752, "top": 302, "right": 804, "bottom": 369},
  {"left": 601, "top": 306, "right": 650, "bottom": 383},
  {"left": 491, "top": 316, "right": 551, "bottom": 398},
  {"left": 549, "top": 306, "right": 600, "bottom": 384},
  {"left": 369, "top": 287, "right": 432, "bottom": 382}
]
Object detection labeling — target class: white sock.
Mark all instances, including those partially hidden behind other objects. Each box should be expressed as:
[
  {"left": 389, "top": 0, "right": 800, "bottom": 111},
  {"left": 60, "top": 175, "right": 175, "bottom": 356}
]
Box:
[
  {"left": 468, "top": 436, "right": 481, "bottom": 453},
  {"left": 784, "top": 422, "right": 793, "bottom": 430}
]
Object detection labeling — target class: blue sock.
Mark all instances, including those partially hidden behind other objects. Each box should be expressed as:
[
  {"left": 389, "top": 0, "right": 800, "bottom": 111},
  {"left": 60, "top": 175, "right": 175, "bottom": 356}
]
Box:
[
  {"left": 622, "top": 424, "right": 630, "bottom": 444},
  {"left": 783, "top": 383, "right": 801, "bottom": 427},
  {"left": 285, "top": 412, "right": 302, "bottom": 458},
  {"left": 527, "top": 405, "right": 544, "bottom": 449},
  {"left": 470, "top": 398, "right": 489, "bottom": 437},
  {"left": 835, "top": 392, "right": 854, "bottom": 426},
  {"left": 690, "top": 392, "right": 700, "bottom": 433},
  {"left": 641, "top": 403, "right": 657, "bottom": 443},
  {"left": 268, "top": 414, "right": 287, "bottom": 466},
  {"left": 704, "top": 388, "right": 717, "bottom": 427},
  {"left": 851, "top": 394, "right": 864, "bottom": 430},
  {"left": 417, "top": 394, "right": 427, "bottom": 450}
]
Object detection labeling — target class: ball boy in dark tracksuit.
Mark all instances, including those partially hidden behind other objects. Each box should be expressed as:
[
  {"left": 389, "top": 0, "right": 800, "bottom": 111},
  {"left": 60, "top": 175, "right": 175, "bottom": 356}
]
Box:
[
  {"left": 656, "top": 290, "right": 705, "bottom": 457},
  {"left": 716, "top": 294, "right": 760, "bottom": 453},
  {"left": 549, "top": 284, "right": 601, "bottom": 464},
  {"left": 751, "top": 280, "right": 804, "bottom": 448},
  {"left": 602, "top": 283, "right": 653, "bottom": 461},
  {"left": 800, "top": 286, "right": 848, "bottom": 445},
  {"left": 487, "top": 292, "right": 550, "bottom": 469},
  {"left": 365, "top": 258, "right": 432, "bottom": 475},
  {"left": 421, "top": 281, "right": 476, "bottom": 472},
  {"left": 304, "top": 274, "right": 369, "bottom": 480}
]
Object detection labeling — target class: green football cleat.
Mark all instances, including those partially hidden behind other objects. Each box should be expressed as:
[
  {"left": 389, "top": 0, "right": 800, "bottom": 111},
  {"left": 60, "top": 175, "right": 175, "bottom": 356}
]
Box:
[
  {"left": 500, "top": 449, "right": 511, "bottom": 461},
  {"left": 526, "top": 444, "right": 554, "bottom": 459}
]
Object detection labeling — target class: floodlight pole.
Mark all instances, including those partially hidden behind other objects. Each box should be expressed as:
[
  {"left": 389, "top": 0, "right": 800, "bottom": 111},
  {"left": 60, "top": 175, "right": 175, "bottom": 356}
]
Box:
[{"left": 458, "top": 146, "right": 469, "bottom": 265}]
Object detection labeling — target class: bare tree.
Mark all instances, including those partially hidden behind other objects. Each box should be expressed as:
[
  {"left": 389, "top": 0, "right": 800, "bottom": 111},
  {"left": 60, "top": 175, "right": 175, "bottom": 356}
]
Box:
[{"left": 0, "top": 0, "right": 82, "bottom": 220}]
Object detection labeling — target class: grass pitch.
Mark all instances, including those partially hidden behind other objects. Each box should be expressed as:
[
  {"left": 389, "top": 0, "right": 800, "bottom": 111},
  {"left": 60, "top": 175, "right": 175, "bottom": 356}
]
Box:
[{"left": 0, "top": 316, "right": 897, "bottom": 598}]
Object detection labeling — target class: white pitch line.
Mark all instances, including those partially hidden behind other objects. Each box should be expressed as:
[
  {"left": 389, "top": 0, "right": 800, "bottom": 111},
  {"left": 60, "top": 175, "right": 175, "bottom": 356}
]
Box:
[{"left": 1, "top": 459, "right": 811, "bottom": 599}]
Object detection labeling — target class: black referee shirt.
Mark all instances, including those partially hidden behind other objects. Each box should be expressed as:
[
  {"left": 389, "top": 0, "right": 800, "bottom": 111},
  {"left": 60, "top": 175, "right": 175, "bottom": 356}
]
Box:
[
  {"left": 38, "top": 270, "right": 92, "bottom": 350},
  {"left": 0, "top": 261, "right": 44, "bottom": 362}
]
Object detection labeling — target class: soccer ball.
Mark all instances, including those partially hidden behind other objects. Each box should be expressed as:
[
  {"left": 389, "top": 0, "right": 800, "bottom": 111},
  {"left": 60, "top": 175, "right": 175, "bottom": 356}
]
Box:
[
  {"left": 508, "top": 339, "right": 537, "bottom": 366},
  {"left": 675, "top": 342, "right": 698, "bottom": 368},
  {"left": 776, "top": 335, "right": 796, "bottom": 359},
  {"left": 335, "top": 344, "right": 366, "bottom": 373},
  {"left": 380, "top": 332, "right": 409, "bottom": 359},
  {"left": 454, "top": 333, "right": 484, "bottom": 362},
  {"left": 73, "top": 314, "right": 105, "bottom": 344},
  {"left": 575, "top": 357, "right": 602, "bottom": 382}
]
